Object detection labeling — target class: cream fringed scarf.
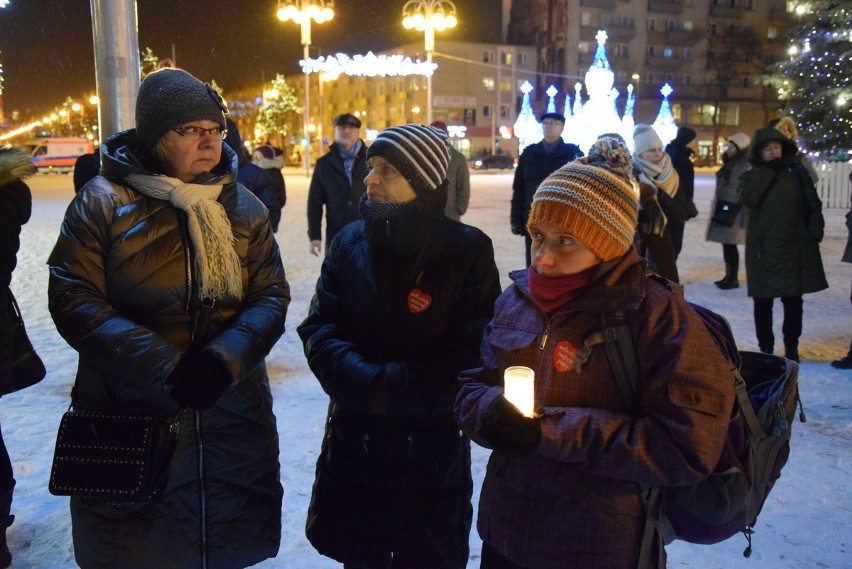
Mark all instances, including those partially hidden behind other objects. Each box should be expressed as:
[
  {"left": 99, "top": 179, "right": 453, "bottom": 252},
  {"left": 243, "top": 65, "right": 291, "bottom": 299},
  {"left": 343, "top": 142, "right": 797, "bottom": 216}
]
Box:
[
  {"left": 633, "top": 152, "right": 679, "bottom": 198},
  {"left": 128, "top": 174, "right": 243, "bottom": 301},
  {"left": 633, "top": 153, "right": 680, "bottom": 237}
]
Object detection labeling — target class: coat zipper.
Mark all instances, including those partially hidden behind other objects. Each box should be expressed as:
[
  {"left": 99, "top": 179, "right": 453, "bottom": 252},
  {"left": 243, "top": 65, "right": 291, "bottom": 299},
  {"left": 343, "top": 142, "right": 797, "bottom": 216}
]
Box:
[{"left": 196, "top": 410, "right": 208, "bottom": 569}]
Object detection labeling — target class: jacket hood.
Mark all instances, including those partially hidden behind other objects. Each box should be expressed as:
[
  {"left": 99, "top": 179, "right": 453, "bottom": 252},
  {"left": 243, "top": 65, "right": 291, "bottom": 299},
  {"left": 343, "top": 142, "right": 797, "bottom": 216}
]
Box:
[
  {"left": 99, "top": 128, "right": 238, "bottom": 183},
  {"left": 0, "top": 147, "right": 37, "bottom": 187},
  {"left": 748, "top": 128, "right": 798, "bottom": 165}
]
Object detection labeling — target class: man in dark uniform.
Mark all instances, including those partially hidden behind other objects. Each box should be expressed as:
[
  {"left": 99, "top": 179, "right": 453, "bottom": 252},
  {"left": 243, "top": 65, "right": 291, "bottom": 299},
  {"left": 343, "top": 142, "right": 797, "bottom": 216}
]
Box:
[
  {"left": 307, "top": 113, "right": 369, "bottom": 256},
  {"left": 510, "top": 112, "right": 584, "bottom": 266}
]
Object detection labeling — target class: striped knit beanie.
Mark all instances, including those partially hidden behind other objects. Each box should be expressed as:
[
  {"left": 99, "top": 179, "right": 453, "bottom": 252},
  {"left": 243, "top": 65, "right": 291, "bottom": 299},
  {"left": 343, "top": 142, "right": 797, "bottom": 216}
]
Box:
[
  {"left": 366, "top": 124, "right": 450, "bottom": 196},
  {"left": 527, "top": 137, "right": 639, "bottom": 262}
]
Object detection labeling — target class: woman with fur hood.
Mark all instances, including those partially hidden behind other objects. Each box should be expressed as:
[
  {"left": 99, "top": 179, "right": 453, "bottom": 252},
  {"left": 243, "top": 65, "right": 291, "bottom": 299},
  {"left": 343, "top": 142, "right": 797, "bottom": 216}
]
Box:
[
  {"left": 737, "top": 127, "right": 827, "bottom": 362},
  {"left": 0, "top": 146, "right": 36, "bottom": 569}
]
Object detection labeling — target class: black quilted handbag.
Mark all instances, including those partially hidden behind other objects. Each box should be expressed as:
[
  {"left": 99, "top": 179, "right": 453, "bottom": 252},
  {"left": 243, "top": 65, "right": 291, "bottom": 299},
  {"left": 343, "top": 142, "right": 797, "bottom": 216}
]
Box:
[{"left": 49, "top": 409, "right": 179, "bottom": 502}]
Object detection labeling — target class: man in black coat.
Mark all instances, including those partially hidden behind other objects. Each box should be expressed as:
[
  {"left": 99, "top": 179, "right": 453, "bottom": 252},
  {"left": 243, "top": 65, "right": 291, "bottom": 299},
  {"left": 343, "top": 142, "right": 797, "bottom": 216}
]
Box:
[
  {"left": 307, "top": 113, "right": 369, "bottom": 256},
  {"left": 665, "top": 126, "right": 699, "bottom": 258},
  {"left": 511, "top": 112, "right": 583, "bottom": 266}
]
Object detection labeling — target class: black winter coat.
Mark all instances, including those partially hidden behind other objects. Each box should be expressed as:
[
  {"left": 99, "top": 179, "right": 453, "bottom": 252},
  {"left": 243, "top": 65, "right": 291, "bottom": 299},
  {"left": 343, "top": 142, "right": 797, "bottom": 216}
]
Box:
[
  {"left": 738, "top": 128, "right": 827, "bottom": 298},
  {"left": 307, "top": 141, "right": 369, "bottom": 250},
  {"left": 298, "top": 199, "right": 501, "bottom": 555},
  {"left": 48, "top": 129, "right": 290, "bottom": 569},
  {"left": 0, "top": 148, "right": 34, "bottom": 389},
  {"left": 510, "top": 140, "right": 583, "bottom": 231}
]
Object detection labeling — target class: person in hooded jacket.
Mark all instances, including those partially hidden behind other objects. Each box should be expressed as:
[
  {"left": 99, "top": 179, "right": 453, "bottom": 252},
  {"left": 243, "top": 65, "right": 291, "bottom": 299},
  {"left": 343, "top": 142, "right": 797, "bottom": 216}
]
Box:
[
  {"left": 47, "top": 68, "right": 290, "bottom": 569},
  {"left": 298, "top": 124, "right": 501, "bottom": 569},
  {"left": 224, "top": 119, "right": 282, "bottom": 232},
  {"left": 706, "top": 132, "right": 751, "bottom": 289},
  {"left": 737, "top": 127, "right": 827, "bottom": 362},
  {"left": 0, "top": 146, "right": 36, "bottom": 569},
  {"left": 455, "top": 137, "right": 734, "bottom": 569},
  {"left": 252, "top": 143, "right": 287, "bottom": 230}
]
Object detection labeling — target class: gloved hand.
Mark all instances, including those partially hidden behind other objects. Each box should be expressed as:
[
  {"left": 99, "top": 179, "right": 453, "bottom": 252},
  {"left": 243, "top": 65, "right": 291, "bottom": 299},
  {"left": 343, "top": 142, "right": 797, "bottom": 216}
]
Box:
[
  {"left": 511, "top": 223, "right": 526, "bottom": 236},
  {"left": 764, "top": 158, "right": 787, "bottom": 172},
  {"left": 480, "top": 394, "right": 541, "bottom": 457},
  {"left": 168, "top": 351, "right": 231, "bottom": 411}
]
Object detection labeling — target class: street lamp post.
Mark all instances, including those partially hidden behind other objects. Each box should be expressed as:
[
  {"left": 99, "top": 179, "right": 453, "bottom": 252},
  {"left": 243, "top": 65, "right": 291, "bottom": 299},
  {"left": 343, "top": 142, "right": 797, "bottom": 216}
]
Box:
[
  {"left": 401, "top": 0, "right": 457, "bottom": 124},
  {"left": 277, "top": 0, "right": 334, "bottom": 178}
]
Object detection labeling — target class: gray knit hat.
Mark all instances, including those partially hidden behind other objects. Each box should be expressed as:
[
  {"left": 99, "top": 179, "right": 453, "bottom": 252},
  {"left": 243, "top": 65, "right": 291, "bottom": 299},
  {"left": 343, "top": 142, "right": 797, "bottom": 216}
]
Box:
[
  {"left": 366, "top": 124, "right": 450, "bottom": 195},
  {"left": 135, "top": 68, "right": 228, "bottom": 149}
]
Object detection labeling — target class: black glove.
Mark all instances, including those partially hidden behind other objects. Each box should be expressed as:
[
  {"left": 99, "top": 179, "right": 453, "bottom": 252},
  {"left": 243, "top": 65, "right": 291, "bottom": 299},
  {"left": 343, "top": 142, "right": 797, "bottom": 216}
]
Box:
[
  {"left": 480, "top": 394, "right": 541, "bottom": 457},
  {"left": 510, "top": 223, "right": 526, "bottom": 236},
  {"left": 764, "top": 158, "right": 787, "bottom": 172},
  {"left": 169, "top": 351, "right": 231, "bottom": 411}
]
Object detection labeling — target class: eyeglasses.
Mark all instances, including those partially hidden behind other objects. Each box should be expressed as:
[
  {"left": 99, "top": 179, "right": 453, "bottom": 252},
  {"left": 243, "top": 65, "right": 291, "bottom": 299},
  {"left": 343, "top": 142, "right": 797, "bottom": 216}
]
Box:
[{"left": 171, "top": 126, "right": 227, "bottom": 140}]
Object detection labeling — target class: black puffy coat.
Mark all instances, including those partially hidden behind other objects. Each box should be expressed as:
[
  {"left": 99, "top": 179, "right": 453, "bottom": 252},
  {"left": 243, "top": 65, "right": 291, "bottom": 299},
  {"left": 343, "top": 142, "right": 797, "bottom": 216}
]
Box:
[
  {"left": 297, "top": 198, "right": 501, "bottom": 559},
  {"left": 48, "top": 129, "right": 290, "bottom": 569}
]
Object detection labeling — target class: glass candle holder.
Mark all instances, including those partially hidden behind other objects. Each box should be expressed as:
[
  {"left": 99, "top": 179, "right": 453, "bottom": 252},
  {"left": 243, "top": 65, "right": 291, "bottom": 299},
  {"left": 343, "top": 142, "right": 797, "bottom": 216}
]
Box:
[{"left": 503, "top": 365, "right": 535, "bottom": 418}]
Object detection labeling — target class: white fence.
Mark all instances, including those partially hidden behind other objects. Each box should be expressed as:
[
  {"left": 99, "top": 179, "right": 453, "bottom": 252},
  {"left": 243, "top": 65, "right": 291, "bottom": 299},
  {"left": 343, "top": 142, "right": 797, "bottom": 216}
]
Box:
[{"left": 815, "top": 161, "right": 852, "bottom": 209}]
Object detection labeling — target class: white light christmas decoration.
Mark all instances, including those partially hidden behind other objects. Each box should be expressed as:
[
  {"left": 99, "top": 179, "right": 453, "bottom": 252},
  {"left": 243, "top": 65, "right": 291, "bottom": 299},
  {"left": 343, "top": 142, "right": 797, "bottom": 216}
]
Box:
[{"left": 300, "top": 52, "right": 437, "bottom": 77}]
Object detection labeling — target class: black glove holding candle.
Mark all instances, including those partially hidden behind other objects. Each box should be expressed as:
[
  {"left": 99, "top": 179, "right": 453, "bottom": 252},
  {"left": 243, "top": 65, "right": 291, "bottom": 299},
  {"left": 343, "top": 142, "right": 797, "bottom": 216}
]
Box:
[{"left": 480, "top": 394, "right": 541, "bottom": 457}]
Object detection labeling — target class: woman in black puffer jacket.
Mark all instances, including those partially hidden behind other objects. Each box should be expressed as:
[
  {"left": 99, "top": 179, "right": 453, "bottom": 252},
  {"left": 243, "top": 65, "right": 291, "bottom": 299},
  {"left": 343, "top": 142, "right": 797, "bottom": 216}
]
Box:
[
  {"left": 298, "top": 124, "right": 501, "bottom": 569},
  {"left": 48, "top": 69, "right": 290, "bottom": 569}
]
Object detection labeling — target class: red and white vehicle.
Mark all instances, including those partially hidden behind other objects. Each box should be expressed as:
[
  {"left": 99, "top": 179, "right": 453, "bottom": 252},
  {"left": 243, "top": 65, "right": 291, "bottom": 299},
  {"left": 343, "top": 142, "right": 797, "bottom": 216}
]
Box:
[{"left": 26, "top": 137, "right": 94, "bottom": 172}]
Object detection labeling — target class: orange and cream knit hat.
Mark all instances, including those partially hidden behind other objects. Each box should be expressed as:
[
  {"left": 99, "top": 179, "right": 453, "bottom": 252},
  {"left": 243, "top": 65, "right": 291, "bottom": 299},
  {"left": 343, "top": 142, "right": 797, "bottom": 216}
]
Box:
[{"left": 526, "top": 137, "right": 639, "bottom": 262}]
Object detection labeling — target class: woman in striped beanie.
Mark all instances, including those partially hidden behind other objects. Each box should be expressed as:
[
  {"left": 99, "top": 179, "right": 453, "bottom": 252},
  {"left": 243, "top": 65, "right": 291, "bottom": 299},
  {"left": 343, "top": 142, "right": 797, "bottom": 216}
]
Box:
[
  {"left": 298, "top": 124, "right": 501, "bottom": 568},
  {"left": 456, "top": 137, "right": 734, "bottom": 569}
]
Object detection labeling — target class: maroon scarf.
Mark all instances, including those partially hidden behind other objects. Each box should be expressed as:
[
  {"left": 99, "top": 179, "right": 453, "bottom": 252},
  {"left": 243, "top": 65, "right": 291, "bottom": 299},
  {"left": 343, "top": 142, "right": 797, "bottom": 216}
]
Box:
[{"left": 527, "top": 265, "right": 596, "bottom": 313}]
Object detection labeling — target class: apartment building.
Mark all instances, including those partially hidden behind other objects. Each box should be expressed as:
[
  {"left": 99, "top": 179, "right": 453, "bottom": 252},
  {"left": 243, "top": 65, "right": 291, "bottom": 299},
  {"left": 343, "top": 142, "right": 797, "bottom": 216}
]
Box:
[{"left": 506, "top": 0, "right": 798, "bottom": 159}]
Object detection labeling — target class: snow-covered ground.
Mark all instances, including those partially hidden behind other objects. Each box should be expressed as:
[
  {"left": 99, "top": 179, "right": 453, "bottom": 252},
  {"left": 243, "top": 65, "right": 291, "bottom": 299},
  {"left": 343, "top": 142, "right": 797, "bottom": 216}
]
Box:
[{"left": 3, "top": 168, "right": 850, "bottom": 568}]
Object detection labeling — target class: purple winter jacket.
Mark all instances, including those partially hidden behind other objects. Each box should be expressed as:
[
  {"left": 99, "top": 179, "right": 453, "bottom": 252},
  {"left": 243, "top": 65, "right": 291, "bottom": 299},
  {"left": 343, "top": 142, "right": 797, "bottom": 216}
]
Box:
[{"left": 455, "top": 248, "right": 734, "bottom": 569}]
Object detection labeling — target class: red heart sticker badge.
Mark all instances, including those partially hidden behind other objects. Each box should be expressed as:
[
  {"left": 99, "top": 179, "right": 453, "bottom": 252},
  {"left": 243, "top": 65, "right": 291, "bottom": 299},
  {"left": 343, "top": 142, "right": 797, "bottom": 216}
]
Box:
[
  {"left": 407, "top": 288, "right": 432, "bottom": 314},
  {"left": 553, "top": 341, "right": 579, "bottom": 372}
]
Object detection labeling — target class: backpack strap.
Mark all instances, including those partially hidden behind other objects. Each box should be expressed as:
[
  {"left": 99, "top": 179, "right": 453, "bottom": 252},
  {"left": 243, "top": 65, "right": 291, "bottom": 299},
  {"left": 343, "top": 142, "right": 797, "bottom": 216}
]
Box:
[{"left": 580, "top": 309, "right": 665, "bottom": 569}]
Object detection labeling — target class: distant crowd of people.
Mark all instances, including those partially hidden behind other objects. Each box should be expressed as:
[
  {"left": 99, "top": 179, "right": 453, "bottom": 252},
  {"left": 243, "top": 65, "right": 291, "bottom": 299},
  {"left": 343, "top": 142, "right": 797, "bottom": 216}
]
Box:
[{"left": 1, "top": 66, "right": 849, "bottom": 569}]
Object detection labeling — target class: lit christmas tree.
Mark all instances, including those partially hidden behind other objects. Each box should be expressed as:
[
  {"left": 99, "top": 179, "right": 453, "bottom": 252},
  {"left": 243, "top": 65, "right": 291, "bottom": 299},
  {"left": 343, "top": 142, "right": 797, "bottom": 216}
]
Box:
[{"left": 773, "top": 1, "right": 851, "bottom": 156}]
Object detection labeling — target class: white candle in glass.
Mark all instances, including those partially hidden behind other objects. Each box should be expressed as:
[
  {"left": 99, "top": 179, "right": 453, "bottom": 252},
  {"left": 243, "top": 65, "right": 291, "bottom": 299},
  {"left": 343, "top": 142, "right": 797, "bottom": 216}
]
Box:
[{"left": 503, "top": 366, "right": 535, "bottom": 418}]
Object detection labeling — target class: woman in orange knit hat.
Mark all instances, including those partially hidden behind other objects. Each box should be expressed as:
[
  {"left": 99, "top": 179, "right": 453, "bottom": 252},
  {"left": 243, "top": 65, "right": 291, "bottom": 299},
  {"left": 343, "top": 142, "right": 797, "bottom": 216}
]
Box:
[{"left": 455, "top": 137, "right": 734, "bottom": 569}]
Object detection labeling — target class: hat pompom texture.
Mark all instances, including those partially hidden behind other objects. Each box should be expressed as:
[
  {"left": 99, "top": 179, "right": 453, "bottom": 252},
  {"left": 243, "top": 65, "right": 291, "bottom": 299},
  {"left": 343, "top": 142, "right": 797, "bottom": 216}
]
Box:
[{"left": 527, "top": 137, "right": 639, "bottom": 262}]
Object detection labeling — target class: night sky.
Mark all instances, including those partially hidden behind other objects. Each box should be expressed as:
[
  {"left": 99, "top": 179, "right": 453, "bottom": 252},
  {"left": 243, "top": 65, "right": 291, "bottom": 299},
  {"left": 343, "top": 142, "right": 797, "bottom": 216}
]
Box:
[{"left": 0, "top": 0, "right": 501, "bottom": 119}]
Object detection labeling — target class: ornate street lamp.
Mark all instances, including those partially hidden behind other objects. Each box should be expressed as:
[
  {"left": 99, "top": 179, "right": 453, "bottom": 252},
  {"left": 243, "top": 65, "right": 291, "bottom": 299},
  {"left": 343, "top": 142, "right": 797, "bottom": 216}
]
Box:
[
  {"left": 277, "top": 0, "right": 334, "bottom": 177},
  {"left": 401, "top": 0, "right": 457, "bottom": 123}
]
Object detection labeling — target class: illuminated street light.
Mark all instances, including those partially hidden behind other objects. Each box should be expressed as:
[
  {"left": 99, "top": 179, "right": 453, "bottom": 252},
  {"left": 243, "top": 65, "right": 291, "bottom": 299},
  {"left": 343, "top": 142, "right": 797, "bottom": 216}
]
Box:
[
  {"left": 401, "top": 0, "right": 457, "bottom": 123},
  {"left": 277, "top": 0, "right": 334, "bottom": 177}
]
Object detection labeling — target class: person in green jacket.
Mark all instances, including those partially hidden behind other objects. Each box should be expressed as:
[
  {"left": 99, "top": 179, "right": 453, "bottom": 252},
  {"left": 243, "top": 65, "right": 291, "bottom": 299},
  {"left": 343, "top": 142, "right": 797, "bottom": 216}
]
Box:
[{"left": 737, "top": 127, "right": 827, "bottom": 362}]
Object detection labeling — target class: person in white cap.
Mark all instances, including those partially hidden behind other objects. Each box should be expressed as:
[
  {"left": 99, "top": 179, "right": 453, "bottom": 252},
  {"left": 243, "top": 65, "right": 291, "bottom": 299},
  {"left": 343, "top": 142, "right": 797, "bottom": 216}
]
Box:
[{"left": 706, "top": 132, "right": 751, "bottom": 289}]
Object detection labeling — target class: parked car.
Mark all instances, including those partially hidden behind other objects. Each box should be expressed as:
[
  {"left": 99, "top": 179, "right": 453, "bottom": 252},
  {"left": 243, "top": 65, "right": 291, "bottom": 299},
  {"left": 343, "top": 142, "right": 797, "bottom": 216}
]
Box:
[{"left": 470, "top": 154, "right": 516, "bottom": 170}]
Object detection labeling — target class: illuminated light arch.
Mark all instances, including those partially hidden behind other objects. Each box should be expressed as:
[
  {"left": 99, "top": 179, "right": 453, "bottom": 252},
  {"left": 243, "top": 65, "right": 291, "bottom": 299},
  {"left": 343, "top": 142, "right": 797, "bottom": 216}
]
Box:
[{"left": 300, "top": 52, "right": 437, "bottom": 77}]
